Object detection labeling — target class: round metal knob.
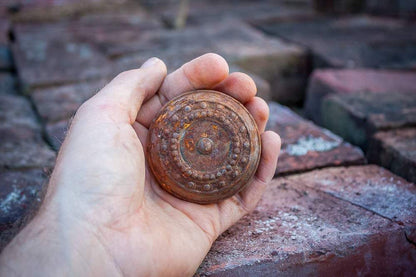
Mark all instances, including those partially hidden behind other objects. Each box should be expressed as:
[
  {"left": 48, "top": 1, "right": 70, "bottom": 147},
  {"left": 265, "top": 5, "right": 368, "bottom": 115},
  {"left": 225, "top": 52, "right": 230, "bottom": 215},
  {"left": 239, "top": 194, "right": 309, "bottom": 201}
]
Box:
[{"left": 147, "top": 90, "right": 261, "bottom": 204}]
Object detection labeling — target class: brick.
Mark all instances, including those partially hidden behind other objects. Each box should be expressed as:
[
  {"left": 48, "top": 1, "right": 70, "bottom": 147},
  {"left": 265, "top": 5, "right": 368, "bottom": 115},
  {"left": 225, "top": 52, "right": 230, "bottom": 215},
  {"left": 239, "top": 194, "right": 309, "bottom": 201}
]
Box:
[
  {"left": 0, "top": 73, "right": 16, "bottom": 95},
  {"left": 0, "top": 140, "right": 55, "bottom": 170},
  {"left": 296, "top": 165, "right": 416, "bottom": 226},
  {"left": 13, "top": 23, "right": 112, "bottom": 89},
  {"left": 113, "top": 21, "right": 309, "bottom": 104},
  {"left": 267, "top": 102, "right": 365, "bottom": 175},
  {"left": 45, "top": 119, "right": 70, "bottom": 151},
  {"left": 366, "top": 0, "right": 416, "bottom": 18},
  {"left": 313, "top": 0, "right": 364, "bottom": 13},
  {"left": 0, "top": 169, "right": 49, "bottom": 250},
  {"left": 305, "top": 69, "right": 416, "bottom": 123},
  {"left": 368, "top": 128, "right": 416, "bottom": 183},
  {"left": 321, "top": 91, "right": 416, "bottom": 148},
  {"left": 0, "top": 94, "right": 41, "bottom": 141},
  {"left": 159, "top": 1, "right": 314, "bottom": 28},
  {"left": 257, "top": 15, "right": 416, "bottom": 70},
  {"left": 0, "top": 19, "right": 11, "bottom": 70},
  {"left": 32, "top": 79, "right": 108, "bottom": 122},
  {"left": 197, "top": 167, "right": 416, "bottom": 276}
]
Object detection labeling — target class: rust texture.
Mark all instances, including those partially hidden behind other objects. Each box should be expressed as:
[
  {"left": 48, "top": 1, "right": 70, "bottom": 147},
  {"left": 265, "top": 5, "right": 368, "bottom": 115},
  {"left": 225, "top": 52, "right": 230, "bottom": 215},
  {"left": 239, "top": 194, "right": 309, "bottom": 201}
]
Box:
[{"left": 147, "top": 90, "right": 261, "bottom": 204}]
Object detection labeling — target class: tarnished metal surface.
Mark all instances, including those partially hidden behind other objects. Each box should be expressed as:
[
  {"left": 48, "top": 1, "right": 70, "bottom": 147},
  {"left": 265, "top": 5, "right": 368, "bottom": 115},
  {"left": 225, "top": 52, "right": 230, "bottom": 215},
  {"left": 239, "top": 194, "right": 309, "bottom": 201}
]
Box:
[{"left": 147, "top": 90, "right": 261, "bottom": 204}]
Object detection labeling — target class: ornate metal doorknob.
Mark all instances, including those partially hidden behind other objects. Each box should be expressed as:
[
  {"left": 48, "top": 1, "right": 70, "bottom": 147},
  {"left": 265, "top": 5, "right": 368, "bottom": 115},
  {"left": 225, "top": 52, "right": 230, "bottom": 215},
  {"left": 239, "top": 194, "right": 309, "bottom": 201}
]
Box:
[{"left": 147, "top": 90, "right": 261, "bottom": 204}]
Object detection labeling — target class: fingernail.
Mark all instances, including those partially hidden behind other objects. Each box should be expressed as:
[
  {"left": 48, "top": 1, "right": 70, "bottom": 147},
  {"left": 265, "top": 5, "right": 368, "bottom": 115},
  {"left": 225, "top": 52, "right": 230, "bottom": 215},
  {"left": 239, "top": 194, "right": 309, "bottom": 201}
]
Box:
[{"left": 141, "top": 57, "right": 160, "bottom": 68}]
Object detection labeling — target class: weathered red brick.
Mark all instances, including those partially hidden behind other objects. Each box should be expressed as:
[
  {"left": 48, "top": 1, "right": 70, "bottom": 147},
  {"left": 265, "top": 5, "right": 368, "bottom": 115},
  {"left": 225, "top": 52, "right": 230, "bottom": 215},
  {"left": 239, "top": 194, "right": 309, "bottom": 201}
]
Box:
[
  {"left": 13, "top": 23, "right": 112, "bottom": 89},
  {"left": 112, "top": 21, "right": 309, "bottom": 104},
  {"left": 321, "top": 91, "right": 416, "bottom": 148},
  {"left": 159, "top": 0, "right": 313, "bottom": 28},
  {"left": 0, "top": 94, "right": 42, "bottom": 141},
  {"left": 368, "top": 128, "right": 416, "bottom": 183},
  {"left": 0, "top": 73, "right": 16, "bottom": 95},
  {"left": 304, "top": 69, "right": 416, "bottom": 123},
  {"left": 45, "top": 119, "right": 70, "bottom": 150},
  {"left": 0, "top": 19, "right": 11, "bottom": 70},
  {"left": 256, "top": 15, "right": 416, "bottom": 70},
  {"left": 366, "top": 0, "right": 416, "bottom": 18},
  {"left": 197, "top": 166, "right": 416, "bottom": 276},
  {"left": 32, "top": 79, "right": 108, "bottom": 122},
  {"left": 267, "top": 102, "right": 365, "bottom": 175},
  {"left": 296, "top": 165, "right": 416, "bottom": 226},
  {"left": 0, "top": 169, "right": 49, "bottom": 249}
]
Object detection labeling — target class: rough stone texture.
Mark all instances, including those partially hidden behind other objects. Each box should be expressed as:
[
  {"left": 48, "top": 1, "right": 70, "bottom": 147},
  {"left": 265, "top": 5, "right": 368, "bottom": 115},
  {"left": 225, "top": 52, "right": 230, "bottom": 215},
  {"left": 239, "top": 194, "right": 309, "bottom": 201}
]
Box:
[
  {"left": 0, "top": 94, "right": 56, "bottom": 169},
  {"left": 297, "top": 165, "right": 416, "bottom": 226},
  {"left": 267, "top": 102, "right": 365, "bottom": 175},
  {"left": 0, "top": 94, "right": 42, "bottom": 141},
  {"left": 368, "top": 128, "right": 416, "bottom": 183},
  {"left": 321, "top": 91, "right": 416, "bottom": 148},
  {"left": 366, "top": 0, "right": 416, "bottom": 19},
  {"left": 32, "top": 79, "right": 107, "bottom": 122},
  {"left": 313, "top": 0, "right": 364, "bottom": 13},
  {"left": 257, "top": 15, "right": 416, "bottom": 70},
  {"left": 197, "top": 166, "right": 416, "bottom": 276},
  {"left": 304, "top": 69, "right": 416, "bottom": 123},
  {"left": 13, "top": 23, "right": 112, "bottom": 89},
  {"left": 94, "top": 20, "right": 308, "bottom": 104},
  {"left": 45, "top": 119, "right": 70, "bottom": 150},
  {"left": 0, "top": 19, "right": 12, "bottom": 70},
  {"left": 0, "top": 73, "right": 16, "bottom": 95},
  {"left": 0, "top": 169, "right": 48, "bottom": 249},
  {"left": 159, "top": 0, "right": 314, "bottom": 28}
]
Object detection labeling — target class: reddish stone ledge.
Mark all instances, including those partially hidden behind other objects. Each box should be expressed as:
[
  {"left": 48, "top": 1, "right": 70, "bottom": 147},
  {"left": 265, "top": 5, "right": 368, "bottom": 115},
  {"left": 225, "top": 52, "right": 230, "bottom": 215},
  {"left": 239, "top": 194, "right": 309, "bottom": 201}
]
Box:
[
  {"left": 304, "top": 69, "right": 416, "bottom": 124},
  {"left": 267, "top": 102, "right": 365, "bottom": 176},
  {"left": 45, "top": 119, "right": 70, "bottom": 151},
  {"left": 321, "top": 91, "right": 416, "bottom": 148},
  {"left": 197, "top": 165, "right": 416, "bottom": 276},
  {"left": 368, "top": 128, "right": 416, "bottom": 183}
]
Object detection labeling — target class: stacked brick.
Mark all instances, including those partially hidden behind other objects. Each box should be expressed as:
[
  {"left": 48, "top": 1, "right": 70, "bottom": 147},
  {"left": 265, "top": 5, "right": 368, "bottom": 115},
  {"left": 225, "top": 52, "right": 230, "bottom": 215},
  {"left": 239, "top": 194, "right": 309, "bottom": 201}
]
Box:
[{"left": 0, "top": 0, "right": 415, "bottom": 275}]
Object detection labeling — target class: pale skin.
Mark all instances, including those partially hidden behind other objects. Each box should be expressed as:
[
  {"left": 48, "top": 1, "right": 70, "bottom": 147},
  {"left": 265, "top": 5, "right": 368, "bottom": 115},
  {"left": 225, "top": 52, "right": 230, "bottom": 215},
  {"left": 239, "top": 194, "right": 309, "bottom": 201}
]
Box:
[{"left": 0, "top": 53, "right": 281, "bottom": 276}]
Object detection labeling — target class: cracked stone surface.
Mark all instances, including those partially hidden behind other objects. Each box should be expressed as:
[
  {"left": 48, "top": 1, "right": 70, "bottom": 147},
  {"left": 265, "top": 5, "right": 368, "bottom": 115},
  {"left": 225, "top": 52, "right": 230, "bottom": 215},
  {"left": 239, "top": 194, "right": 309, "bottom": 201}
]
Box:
[{"left": 267, "top": 102, "right": 365, "bottom": 175}]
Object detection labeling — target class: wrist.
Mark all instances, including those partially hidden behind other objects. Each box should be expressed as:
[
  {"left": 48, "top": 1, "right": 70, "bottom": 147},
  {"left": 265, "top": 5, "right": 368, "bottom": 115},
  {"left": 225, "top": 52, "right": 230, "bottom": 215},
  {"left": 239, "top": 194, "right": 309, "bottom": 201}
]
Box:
[{"left": 0, "top": 197, "right": 122, "bottom": 276}]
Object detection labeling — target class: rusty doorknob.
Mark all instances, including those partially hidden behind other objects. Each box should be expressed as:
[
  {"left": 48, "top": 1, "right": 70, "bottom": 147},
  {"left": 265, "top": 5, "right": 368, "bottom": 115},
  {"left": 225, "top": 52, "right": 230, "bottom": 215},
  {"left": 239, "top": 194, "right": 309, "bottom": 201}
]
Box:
[{"left": 147, "top": 90, "right": 261, "bottom": 204}]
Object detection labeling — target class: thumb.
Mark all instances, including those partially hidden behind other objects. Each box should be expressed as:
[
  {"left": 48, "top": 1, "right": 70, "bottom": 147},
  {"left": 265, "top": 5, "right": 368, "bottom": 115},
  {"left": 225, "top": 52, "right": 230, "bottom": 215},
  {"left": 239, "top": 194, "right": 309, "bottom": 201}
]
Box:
[{"left": 88, "top": 57, "right": 167, "bottom": 124}]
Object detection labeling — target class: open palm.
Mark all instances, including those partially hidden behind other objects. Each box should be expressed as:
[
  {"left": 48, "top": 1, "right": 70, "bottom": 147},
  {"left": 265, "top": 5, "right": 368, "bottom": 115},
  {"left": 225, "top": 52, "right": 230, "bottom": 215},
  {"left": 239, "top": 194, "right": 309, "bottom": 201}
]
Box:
[{"left": 0, "top": 54, "right": 280, "bottom": 276}]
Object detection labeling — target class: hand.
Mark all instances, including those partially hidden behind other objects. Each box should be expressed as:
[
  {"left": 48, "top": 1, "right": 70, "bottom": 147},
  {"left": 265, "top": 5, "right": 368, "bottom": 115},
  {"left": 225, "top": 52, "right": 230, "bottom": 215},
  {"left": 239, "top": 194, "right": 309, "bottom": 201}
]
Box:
[{"left": 0, "top": 54, "right": 281, "bottom": 276}]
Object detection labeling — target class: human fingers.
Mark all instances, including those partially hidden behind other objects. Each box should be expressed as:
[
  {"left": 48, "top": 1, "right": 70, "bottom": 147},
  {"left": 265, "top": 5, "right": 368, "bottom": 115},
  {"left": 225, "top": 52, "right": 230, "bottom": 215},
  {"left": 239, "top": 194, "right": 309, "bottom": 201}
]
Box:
[
  {"left": 244, "top": 97, "right": 269, "bottom": 133},
  {"left": 136, "top": 53, "right": 229, "bottom": 127},
  {"left": 213, "top": 72, "right": 257, "bottom": 104},
  {"left": 81, "top": 57, "right": 167, "bottom": 124},
  {"left": 216, "top": 131, "right": 281, "bottom": 234}
]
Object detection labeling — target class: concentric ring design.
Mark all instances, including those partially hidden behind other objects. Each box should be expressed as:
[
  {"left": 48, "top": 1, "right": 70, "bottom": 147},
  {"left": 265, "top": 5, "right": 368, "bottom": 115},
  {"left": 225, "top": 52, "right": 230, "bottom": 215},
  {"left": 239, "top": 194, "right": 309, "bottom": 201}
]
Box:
[{"left": 147, "top": 90, "right": 261, "bottom": 204}]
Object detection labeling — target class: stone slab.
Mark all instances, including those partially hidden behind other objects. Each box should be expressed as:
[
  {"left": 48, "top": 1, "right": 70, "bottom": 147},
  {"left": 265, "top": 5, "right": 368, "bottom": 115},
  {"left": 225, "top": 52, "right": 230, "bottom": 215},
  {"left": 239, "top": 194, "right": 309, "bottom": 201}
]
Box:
[
  {"left": 304, "top": 69, "right": 416, "bottom": 123},
  {"left": 295, "top": 165, "right": 416, "bottom": 226},
  {"left": 267, "top": 102, "right": 365, "bottom": 175},
  {"left": 257, "top": 15, "right": 416, "bottom": 70},
  {"left": 32, "top": 79, "right": 108, "bottom": 123},
  {"left": 0, "top": 169, "right": 48, "bottom": 249},
  {"left": 0, "top": 73, "right": 16, "bottom": 95},
  {"left": 368, "top": 128, "right": 416, "bottom": 183},
  {"left": 321, "top": 91, "right": 416, "bottom": 148},
  {"left": 366, "top": 0, "right": 416, "bottom": 18},
  {"left": 197, "top": 166, "right": 416, "bottom": 276},
  {"left": 13, "top": 23, "right": 112, "bottom": 89}
]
